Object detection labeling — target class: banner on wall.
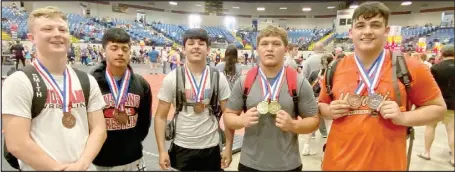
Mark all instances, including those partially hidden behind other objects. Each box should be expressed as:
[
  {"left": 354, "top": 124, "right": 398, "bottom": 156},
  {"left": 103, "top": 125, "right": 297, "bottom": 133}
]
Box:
[
  {"left": 112, "top": 3, "right": 128, "bottom": 13},
  {"left": 386, "top": 26, "right": 402, "bottom": 50},
  {"left": 416, "top": 37, "right": 427, "bottom": 53},
  {"left": 136, "top": 11, "right": 146, "bottom": 25}
]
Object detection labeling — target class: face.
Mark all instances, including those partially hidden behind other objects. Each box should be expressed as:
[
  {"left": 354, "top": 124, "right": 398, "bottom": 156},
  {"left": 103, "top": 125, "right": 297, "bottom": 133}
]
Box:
[
  {"left": 349, "top": 14, "right": 389, "bottom": 52},
  {"left": 257, "top": 36, "right": 287, "bottom": 67},
  {"left": 104, "top": 42, "right": 131, "bottom": 68},
  {"left": 28, "top": 17, "right": 70, "bottom": 56},
  {"left": 184, "top": 39, "right": 209, "bottom": 63},
  {"left": 290, "top": 47, "right": 298, "bottom": 57}
]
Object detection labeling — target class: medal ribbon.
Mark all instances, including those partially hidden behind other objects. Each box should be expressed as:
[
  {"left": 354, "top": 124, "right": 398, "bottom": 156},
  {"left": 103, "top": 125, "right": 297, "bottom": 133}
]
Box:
[
  {"left": 258, "top": 67, "right": 285, "bottom": 101},
  {"left": 354, "top": 50, "right": 386, "bottom": 95},
  {"left": 33, "top": 60, "right": 72, "bottom": 112},
  {"left": 185, "top": 66, "right": 209, "bottom": 102},
  {"left": 105, "top": 68, "right": 131, "bottom": 111}
]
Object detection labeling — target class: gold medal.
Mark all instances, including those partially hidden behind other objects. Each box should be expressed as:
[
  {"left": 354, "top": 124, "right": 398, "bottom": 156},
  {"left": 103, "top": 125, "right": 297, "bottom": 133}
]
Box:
[
  {"left": 113, "top": 109, "right": 129, "bottom": 125},
  {"left": 347, "top": 94, "right": 362, "bottom": 109},
  {"left": 62, "top": 112, "right": 76, "bottom": 129},
  {"left": 268, "top": 101, "right": 281, "bottom": 115},
  {"left": 193, "top": 103, "right": 205, "bottom": 114},
  {"left": 257, "top": 101, "right": 269, "bottom": 114}
]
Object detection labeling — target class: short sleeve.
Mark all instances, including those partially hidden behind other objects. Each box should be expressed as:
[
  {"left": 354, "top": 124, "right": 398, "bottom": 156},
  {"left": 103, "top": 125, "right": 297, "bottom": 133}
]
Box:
[
  {"left": 218, "top": 72, "right": 231, "bottom": 101},
  {"left": 408, "top": 62, "right": 442, "bottom": 106},
  {"left": 318, "top": 74, "right": 331, "bottom": 104},
  {"left": 87, "top": 75, "right": 106, "bottom": 113},
  {"left": 157, "top": 71, "right": 176, "bottom": 103},
  {"left": 1, "top": 72, "right": 33, "bottom": 118},
  {"left": 226, "top": 76, "right": 245, "bottom": 111},
  {"left": 297, "top": 76, "right": 319, "bottom": 117}
]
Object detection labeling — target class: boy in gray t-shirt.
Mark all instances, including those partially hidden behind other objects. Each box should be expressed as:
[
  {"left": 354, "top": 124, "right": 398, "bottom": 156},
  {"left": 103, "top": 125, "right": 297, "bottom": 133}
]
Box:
[{"left": 223, "top": 25, "right": 320, "bottom": 171}]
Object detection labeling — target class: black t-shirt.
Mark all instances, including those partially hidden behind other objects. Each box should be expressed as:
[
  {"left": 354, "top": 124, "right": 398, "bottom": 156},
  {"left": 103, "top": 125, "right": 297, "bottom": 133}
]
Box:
[
  {"left": 431, "top": 59, "right": 455, "bottom": 110},
  {"left": 10, "top": 44, "right": 24, "bottom": 57}
]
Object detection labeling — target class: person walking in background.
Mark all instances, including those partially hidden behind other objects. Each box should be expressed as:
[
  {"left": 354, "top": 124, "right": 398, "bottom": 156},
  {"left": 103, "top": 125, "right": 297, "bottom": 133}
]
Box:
[
  {"left": 215, "top": 44, "right": 242, "bottom": 89},
  {"left": 301, "top": 42, "right": 324, "bottom": 79},
  {"left": 148, "top": 46, "right": 160, "bottom": 75}
]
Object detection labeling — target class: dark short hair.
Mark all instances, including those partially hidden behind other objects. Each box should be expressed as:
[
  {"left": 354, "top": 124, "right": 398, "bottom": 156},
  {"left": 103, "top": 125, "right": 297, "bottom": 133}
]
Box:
[
  {"left": 183, "top": 28, "right": 210, "bottom": 47},
  {"left": 102, "top": 28, "right": 131, "bottom": 48},
  {"left": 287, "top": 43, "right": 298, "bottom": 50},
  {"left": 152, "top": 46, "right": 155, "bottom": 50},
  {"left": 441, "top": 44, "right": 454, "bottom": 58},
  {"left": 352, "top": 1, "right": 391, "bottom": 26}
]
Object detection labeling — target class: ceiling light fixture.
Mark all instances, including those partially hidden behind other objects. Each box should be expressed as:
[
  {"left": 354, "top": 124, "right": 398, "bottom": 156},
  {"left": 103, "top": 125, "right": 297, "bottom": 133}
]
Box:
[
  {"left": 302, "top": 7, "right": 312, "bottom": 11},
  {"left": 257, "top": 7, "right": 265, "bottom": 11},
  {"left": 401, "top": 1, "right": 412, "bottom": 6},
  {"left": 196, "top": 4, "right": 202, "bottom": 7},
  {"left": 327, "top": 6, "right": 335, "bottom": 9},
  {"left": 349, "top": 5, "right": 359, "bottom": 9},
  {"left": 169, "top": 1, "right": 177, "bottom": 6},
  {"left": 280, "top": 7, "right": 287, "bottom": 10},
  {"left": 232, "top": 6, "right": 239, "bottom": 9}
]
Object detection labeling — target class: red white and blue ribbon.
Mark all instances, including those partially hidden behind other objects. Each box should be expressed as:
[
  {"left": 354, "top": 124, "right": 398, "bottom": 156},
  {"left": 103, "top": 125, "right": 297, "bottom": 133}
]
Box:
[
  {"left": 354, "top": 50, "right": 386, "bottom": 95},
  {"left": 32, "top": 60, "right": 72, "bottom": 112},
  {"left": 105, "top": 68, "right": 131, "bottom": 111},
  {"left": 185, "top": 66, "right": 209, "bottom": 102},
  {"left": 258, "top": 67, "right": 285, "bottom": 101}
]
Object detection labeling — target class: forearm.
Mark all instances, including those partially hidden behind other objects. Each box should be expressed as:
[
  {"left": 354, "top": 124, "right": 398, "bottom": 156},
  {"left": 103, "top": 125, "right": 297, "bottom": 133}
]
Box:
[
  {"left": 401, "top": 105, "right": 446, "bottom": 126},
  {"left": 290, "top": 116, "right": 320, "bottom": 134},
  {"left": 154, "top": 115, "right": 167, "bottom": 154},
  {"left": 223, "top": 127, "right": 235, "bottom": 150},
  {"left": 318, "top": 103, "right": 335, "bottom": 120},
  {"left": 9, "top": 139, "right": 60, "bottom": 170},
  {"left": 79, "top": 126, "right": 107, "bottom": 167},
  {"left": 223, "top": 112, "right": 244, "bottom": 130}
]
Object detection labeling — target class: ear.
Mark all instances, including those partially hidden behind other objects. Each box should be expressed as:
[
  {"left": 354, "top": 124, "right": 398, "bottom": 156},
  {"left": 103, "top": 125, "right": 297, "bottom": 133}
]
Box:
[
  {"left": 27, "top": 33, "right": 34, "bottom": 43},
  {"left": 384, "top": 26, "right": 391, "bottom": 37},
  {"left": 348, "top": 28, "right": 353, "bottom": 39}
]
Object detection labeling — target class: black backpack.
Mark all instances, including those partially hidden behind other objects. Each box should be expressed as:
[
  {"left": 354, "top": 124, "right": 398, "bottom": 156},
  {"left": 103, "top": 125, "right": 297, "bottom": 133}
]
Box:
[
  {"left": 324, "top": 50, "right": 415, "bottom": 171},
  {"left": 3, "top": 66, "right": 90, "bottom": 170},
  {"left": 165, "top": 66, "right": 225, "bottom": 144}
]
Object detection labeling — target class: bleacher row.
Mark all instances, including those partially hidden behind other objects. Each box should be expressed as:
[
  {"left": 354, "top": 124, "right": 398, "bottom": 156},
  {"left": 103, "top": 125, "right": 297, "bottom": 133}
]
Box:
[{"left": 2, "top": 6, "right": 334, "bottom": 50}]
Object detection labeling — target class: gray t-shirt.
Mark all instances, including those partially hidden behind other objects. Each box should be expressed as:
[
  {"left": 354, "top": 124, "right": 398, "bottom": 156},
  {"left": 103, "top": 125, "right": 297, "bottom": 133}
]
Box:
[
  {"left": 301, "top": 52, "right": 323, "bottom": 79},
  {"left": 215, "top": 62, "right": 242, "bottom": 89},
  {"left": 226, "top": 72, "right": 318, "bottom": 170},
  {"left": 157, "top": 67, "right": 231, "bottom": 149}
]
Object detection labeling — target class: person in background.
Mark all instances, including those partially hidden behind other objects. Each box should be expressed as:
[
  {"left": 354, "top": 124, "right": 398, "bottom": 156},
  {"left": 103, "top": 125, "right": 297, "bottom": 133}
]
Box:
[
  {"left": 148, "top": 46, "right": 160, "bottom": 75},
  {"left": 301, "top": 42, "right": 324, "bottom": 79},
  {"left": 215, "top": 44, "right": 242, "bottom": 89},
  {"left": 161, "top": 47, "right": 168, "bottom": 74},
  {"left": 10, "top": 40, "right": 25, "bottom": 70},
  {"left": 284, "top": 43, "right": 299, "bottom": 71}
]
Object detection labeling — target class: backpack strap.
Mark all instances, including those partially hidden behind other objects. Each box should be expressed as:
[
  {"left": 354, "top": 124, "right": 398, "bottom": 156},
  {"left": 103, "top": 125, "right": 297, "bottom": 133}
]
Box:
[
  {"left": 73, "top": 68, "right": 90, "bottom": 107},
  {"left": 175, "top": 66, "right": 185, "bottom": 114},
  {"left": 325, "top": 58, "right": 342, "bottom": 101},
  {"left": 21, "top": 65, "right": 47, "bottom": 118},
  {"left": 242, "top": 66, "right": 259, "bottom": 112},
  {"left": 285, "top": 67, "right": 299, "bottom": 116},
  {"left": 391, "top": 50, "right": 414, "bottom": 171},
  {"left": 209, "top": 67, "right": 221, "bottom": 120}
]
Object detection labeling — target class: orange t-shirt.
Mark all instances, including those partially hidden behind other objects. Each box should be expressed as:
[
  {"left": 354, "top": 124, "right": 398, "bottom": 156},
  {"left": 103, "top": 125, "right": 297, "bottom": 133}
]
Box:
[{"left": 319, "top": 51, "right": 441, "bottom": 171}]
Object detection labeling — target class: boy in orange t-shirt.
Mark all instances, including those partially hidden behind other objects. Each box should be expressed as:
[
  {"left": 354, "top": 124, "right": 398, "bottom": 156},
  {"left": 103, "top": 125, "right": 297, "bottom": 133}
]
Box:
[{"left": 317, "top": 2, "right": 447, "bottom": 171}]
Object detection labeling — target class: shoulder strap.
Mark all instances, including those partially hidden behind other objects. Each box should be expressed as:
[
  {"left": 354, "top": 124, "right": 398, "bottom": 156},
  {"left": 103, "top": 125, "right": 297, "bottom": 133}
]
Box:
[
  {"left": 209, "top": 67, "right": 221, "bottom": 120},
  {"left": 285, "top": 67, "right": 299, "bottom": 116},
  {"left": 325, "top": 58, "right": 342, "bottom": 100},
  {"left": 243, "top": 66, "right": 259, "bottom": 112},
  {"left": 175, "top": 67, "right": 185, "bottom": 115},
  {"left": 21, "top": 65, "right": 47, "bottom": 118},
  {"left": 73, "top": 68, "right": 90, "bottom": 107}
]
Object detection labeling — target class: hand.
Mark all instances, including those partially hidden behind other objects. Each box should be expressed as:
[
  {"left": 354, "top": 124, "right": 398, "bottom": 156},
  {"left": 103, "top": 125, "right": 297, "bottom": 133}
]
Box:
[
  {"left": 52, "top": 164, "right": 69, "bottom": 171},
  {"left": 63, "top": 161, "right": 89, "bottom": 171},
  {"left": 377, "top": 101, "right": 405, "bottom": 125},
  {"left": 328, "top": 100, "right": 351, "bottom": 119},
  {"left": 275, "top": 110, "right": 294, "bottom": 132},
  {"left": 220, "top": 150, "right": 232, "bottom": 169},
  {"left": 240, "top": 107, "right": 259, "bottom": 128},
  {"left": 158, "top": 152, "right": 171, "bottom": 170}
]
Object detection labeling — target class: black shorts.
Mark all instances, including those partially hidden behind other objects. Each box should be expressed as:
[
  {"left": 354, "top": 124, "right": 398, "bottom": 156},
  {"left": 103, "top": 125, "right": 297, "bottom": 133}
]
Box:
[{"left": 169, "top": 143, "right": 222, "bottom": 171}]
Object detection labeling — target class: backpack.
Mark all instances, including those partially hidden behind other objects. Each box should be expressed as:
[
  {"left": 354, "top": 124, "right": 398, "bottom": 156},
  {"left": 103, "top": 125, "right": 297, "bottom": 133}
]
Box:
[
  {"left": 242, "top": 66, "right": 300, "bottom": 116},
  {"left": 324, "top": 50, "right": 415, "bottom": 171},
  {"left": 3, "top": 66, "right": 90, "bottom": 170},
  {"left": 165, "top": 66, "right": 225, "bottom": 145}
]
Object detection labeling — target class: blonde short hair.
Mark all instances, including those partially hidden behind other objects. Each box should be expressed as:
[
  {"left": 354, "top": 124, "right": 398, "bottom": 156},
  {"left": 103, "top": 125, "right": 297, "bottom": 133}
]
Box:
[
  {"left": 27, "top": 6, "right": 67, "bottom": 32},
  {"left": 257, "top": 25, "right": 289, "bottom": 47}
]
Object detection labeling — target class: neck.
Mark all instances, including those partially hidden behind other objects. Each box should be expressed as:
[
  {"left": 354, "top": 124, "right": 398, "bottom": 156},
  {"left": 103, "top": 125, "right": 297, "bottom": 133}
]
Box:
[
  {"left": 355, "top": 48, "right": 384, "bottom": 70},
  {"left": 36, "top": 51, "right": 67, "bottom": 75},
  {"left": 259, "top": 63, "right": 283, "bottom": 78},
  {"left": 108, "top": 64, "right": 127, "bottom": 77},
  {"left": 186, "top": 61, "right": 206, "bottom": 75}
]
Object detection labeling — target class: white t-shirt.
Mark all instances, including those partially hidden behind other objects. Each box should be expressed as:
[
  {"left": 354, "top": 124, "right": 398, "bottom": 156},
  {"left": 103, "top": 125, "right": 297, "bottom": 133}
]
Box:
[
  {"left": 2, "top": 66, "right": 106, "bottom": 171},
  {"left": 157, "top": 68, "right": 231, "bottom": 149}
]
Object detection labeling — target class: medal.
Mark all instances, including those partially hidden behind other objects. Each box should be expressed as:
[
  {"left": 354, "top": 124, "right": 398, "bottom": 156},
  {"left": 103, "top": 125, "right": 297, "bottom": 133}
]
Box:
[
  {"left": 113, "top": 109, "right": 129, "bottom": 125},
  {"left": 347, "top": 94, "right": 362, "bottom": 109},
  {"left": 257, "top": 101, "right": 269, "bottom": 114},
  {"left": 185, "top": 65, "right": 209, "bottom": 113},
  {"left": 258, "top": 67, "right": 285, "bottom": 114},
  {"left": 62, "top": 112, "right": 76, "bottom": 129},
  {"left": 33, "top": 60, "right": 75, "bottom": 129},
  {"left": 106, "top": 67, "right": 131, "bottom": 119},
  {"left": 354, "top": 50, "right": 386, "bottom": 110},
  {"left": 193, "top": 103, "right": 205, "bottom": 114},
  {"left": 367, "top": 93, "right": 384, "bottom": 110},
  {"left": 268, "top": 101, "right": 281, "bottom": 115}
]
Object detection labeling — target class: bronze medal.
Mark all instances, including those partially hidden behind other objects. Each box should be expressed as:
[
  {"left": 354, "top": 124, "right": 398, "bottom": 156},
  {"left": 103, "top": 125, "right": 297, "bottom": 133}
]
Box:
[
  {"left": 257, "top": 101, "right": 269, "bottom": 114},
  {"left": 113, "top": 109, "right": 129, "bottom": 125},
  {"left": 62, "top": 112, "right": 76, "bottom": 129},
  {"left": 268, "top": 101, "right": 281, "bottom": 115},
  {"left": 367, "top": 93, "right": 384, "bottom": 110},
  {"left": 347, "top": 94, "right": 362, "bottom": 109},
  {"left": 193, "top": 103, "right": 205, "bottom": 114}
]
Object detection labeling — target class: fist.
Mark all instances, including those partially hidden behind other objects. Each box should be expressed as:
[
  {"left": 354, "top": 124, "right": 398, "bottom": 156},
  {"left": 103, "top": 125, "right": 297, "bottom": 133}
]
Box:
[
  {"left": 240, "top": 107, "right": 259, "bottom": 128},
  {"left": 328, "top": 100, "right": 350, "bottom": 119},
  {"left": 378, "top": 101, "right": 405, "bottom": 125},
  {"left": 275, "top": 110, "right": 293, "bottom": 131}
]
